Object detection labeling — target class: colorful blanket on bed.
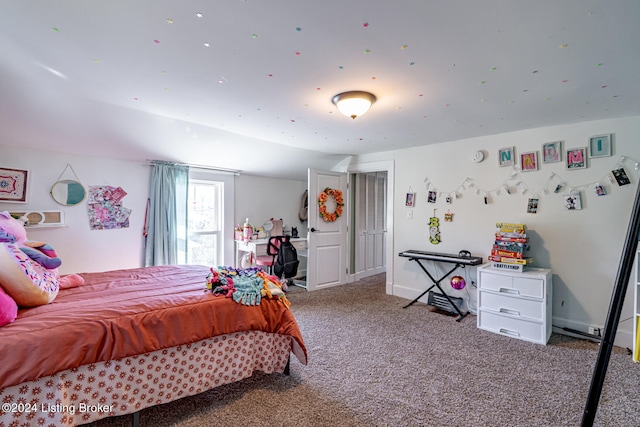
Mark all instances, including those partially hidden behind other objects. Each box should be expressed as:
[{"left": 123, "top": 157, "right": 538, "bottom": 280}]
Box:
[{"left": 207, "top": 266, "right": 290, "bottom": 308}]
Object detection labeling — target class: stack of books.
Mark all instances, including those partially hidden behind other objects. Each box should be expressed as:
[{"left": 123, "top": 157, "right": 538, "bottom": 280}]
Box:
[{"left": 489, "top": 222, "right": 532, "bottom": 272}]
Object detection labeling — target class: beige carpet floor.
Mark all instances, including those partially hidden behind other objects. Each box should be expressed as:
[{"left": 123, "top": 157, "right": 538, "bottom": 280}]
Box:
[{"left": 89, "top": 274, "right": 640, "bottom": 426}]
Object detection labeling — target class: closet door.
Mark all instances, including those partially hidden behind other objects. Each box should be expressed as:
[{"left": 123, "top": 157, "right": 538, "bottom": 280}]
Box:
[{"left": 355, "top": 172, "right": 387, "bottom": 280}]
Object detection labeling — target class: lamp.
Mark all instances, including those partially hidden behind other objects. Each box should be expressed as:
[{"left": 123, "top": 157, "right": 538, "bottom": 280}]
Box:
[{"left": 331, "top": 91, "right": 376, "bottom": 119}]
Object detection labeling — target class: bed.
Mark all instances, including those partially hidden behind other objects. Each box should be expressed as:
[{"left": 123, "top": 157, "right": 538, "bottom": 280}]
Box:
[{"left": 0, "top": 265, "right": 307, "bottom": 427}]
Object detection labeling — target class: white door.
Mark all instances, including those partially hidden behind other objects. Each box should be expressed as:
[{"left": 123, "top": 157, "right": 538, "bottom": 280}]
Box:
[
  {"left": 354, "top": 172, "right": 387, "bottom": 280},
  {"left": 307, "top": 169, "right": 348, "bottom": 291}
]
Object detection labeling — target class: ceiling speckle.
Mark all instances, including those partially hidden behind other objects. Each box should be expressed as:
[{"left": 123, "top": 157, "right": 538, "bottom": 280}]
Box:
[{"left": 0, "top": 0, "right": 639, "bottom": 180}]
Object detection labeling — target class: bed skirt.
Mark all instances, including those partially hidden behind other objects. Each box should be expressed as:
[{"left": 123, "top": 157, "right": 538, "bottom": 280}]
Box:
[{"left": 0, "top": 330, "right": 299, "bottom": 427}]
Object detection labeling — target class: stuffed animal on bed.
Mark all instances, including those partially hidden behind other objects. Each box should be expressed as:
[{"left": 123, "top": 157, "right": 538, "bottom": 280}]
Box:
[
  {"left": 0, "top": 286, "right": 18, "bottom": 327},
  {"left": 0, "top": 211, "right": 84, "bottom": 314}
]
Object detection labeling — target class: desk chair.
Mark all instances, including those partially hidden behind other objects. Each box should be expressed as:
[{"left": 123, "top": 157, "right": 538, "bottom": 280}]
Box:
[{"left": 255, "top": 236, "right": 280, "bottom": 275}]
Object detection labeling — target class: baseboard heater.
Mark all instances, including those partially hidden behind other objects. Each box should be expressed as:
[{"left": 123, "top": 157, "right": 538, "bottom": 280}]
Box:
[{"left": 427, "top": 291, "right": 464, "bottom": 314}]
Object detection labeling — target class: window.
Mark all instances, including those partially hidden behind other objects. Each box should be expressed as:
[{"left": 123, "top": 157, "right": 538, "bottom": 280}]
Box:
[{"left": 185, "top": 180, "right": 224, "bottom": 266}]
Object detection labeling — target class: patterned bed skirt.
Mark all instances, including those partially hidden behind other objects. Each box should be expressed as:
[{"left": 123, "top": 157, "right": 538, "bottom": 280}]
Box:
[{"left": 0, "top": 330, "right": 294, "bottom": 426}]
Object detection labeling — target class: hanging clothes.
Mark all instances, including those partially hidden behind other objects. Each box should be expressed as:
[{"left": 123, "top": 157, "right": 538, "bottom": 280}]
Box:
[{"left": 298, "top": 189, "right": 308, "bottom": 222}]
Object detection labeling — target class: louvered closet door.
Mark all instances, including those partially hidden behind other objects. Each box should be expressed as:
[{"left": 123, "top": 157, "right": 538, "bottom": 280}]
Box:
[{"left": 355, "top": 172, "right": 387, "bottom": 280}]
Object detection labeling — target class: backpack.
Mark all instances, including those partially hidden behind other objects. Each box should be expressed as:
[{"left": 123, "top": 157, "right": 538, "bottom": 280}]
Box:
[{"left": 274, "top": 238, "right": 299, "bottom": 279}]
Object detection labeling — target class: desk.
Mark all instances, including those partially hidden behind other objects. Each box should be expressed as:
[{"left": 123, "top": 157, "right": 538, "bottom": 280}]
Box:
[
  {"left": 399, "top": 250, "right": 482, "bottom": 321},
  {"left": 235, "top": 238, "right": 307, "bottom": 268}
]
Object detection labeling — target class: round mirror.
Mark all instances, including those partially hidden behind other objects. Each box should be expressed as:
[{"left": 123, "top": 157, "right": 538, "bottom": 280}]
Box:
[{"left": 51, "top": 180, "right": 86, "bottom": 206}]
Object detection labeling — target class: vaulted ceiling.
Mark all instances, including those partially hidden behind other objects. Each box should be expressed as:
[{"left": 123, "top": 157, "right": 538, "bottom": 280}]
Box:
[{"left": 1, "top": 1, "right": 639, "bottom": 179}]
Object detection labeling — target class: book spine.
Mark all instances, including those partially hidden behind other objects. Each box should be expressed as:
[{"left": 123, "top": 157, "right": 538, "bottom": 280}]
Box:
[
  {"left": 488, "top": 256, "right": 533, "bottom": 265},
  {"left": 491, "top": 249, "right": 525, "bottom": 259},
  {"left": 495, "top": 236, "right": 528, "bottom": 243},
  {"left": 493, "top": 241, "right": 527, "bottom": 251},
  {"left": 492, "top": 243, "right": 526, "bottom": 252},
  {"left": 495, "top": 222, "right": 526, "bottom": 233}
]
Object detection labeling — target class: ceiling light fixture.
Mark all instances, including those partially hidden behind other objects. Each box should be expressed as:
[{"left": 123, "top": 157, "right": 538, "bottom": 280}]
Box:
[{"left": 331, "top": 91, "right": 376, "bottom": 119}]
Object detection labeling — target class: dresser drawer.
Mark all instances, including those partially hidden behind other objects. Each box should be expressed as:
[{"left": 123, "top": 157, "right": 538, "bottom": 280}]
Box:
[
  {"left": 478, "top": 310, "right": 545, "bottom": 344},
  {"left": 478, "top": 291, "right": 544, "bottom": 320},
  {"left": 479, "top": 271, "right": 543, "bottom": 298}
]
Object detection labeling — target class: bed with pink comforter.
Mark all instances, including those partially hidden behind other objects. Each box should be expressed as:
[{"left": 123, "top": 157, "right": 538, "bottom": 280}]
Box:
[{"left": 0, "top": 265, "right": 307, "bottom": 426}]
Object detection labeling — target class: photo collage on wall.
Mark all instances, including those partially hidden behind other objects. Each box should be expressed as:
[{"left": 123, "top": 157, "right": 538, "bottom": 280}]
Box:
[
  {"left": 497, "top": 133, "right": 630, "bottom": 214},
  {"left": 87, "top": 185, "right": 131, "bottom": 230}
]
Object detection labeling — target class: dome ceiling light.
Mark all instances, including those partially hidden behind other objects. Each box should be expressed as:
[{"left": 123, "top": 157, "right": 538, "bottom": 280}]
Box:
[{"left": 331, "top": 91, "right": 377, "bottom": 119}]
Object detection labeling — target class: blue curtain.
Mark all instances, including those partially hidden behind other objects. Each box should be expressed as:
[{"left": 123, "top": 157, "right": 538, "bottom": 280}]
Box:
[{"left": 144, "top": 161, "right": 189, "bottom": 266}]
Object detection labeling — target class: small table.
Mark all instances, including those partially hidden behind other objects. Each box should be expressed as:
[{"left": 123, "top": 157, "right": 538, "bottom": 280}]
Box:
[{"left": 398, "top": 250, "right": 483, "bottom": 321}]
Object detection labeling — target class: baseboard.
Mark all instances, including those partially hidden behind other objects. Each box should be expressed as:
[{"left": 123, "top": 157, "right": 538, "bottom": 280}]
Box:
[{"left": 552, "top": 316, "right": 633, "bottom": 350}]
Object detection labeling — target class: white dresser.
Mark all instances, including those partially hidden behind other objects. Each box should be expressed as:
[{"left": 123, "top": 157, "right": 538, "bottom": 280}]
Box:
[{"left": 477, "top": 264, "right": 552, "bottom": 345}]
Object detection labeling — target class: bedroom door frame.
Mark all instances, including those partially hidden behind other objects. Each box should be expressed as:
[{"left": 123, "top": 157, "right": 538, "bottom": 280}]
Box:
[
  {"left": 350, "top": 171, "right": 387, "bottom": 281},
  {"left": 346, "top": 160, "right": 394, "bottom": 294}
]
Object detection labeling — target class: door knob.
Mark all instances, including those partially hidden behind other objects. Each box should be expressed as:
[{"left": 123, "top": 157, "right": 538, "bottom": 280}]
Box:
[{"left": 310, "top": 227, "right": 317, "bottom": 232}]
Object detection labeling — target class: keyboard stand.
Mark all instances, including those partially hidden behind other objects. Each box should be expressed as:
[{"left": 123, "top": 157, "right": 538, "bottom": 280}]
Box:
[{"left": 399, "top": 250, "right": 482, "bottom": 322}]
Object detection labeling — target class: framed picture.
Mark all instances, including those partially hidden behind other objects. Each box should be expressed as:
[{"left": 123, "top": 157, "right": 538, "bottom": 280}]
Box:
[
  {"left": 0, "top": 167, "right": 29, "bottom": 203},
  {"left": 589, "top": 134, "right": 612, "bottom": 158},
  {"left": 498, "top": 146, "right": 515, "bottom": 167},
  {"left": 563, "top": 192, "right": 582, "bottom": 210},
  {"left": 542, "top": 141, "right": 562, "bottom": 163},
  {"left": 566, "top": 147, "right": 587, "bottom": 170},
  {"left": 520, "top": 151, "right": 538, "bottom": 172},
  {"left": 405, "top": 192, "right": 416, "bottom": 207},
  {"left": 594, "top": 184, "right": 606, "bottom": 196},
  {"left": 611, "top": 168, "right": 631, "bottom": 186}
]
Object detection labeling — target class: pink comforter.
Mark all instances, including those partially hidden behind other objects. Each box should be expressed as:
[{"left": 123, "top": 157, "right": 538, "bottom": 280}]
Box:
[{"left": 0, "top": 265, "right": 307, "bottom": 389}]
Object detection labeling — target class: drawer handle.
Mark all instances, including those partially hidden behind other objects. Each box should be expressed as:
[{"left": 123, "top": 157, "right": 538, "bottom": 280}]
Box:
[
  {"left": 499, "top": 328, "right": 520, "bottom": 337},
  {"left": 499, "top": 307, "right": 520, "bottom": 316},
  {"left": 499, "top": 287, "right": 520, "bottom": 295}
]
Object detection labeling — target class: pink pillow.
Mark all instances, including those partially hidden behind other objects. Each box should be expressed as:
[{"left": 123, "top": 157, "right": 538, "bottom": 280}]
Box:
[
  {"left": 0, "top": 287, "right": 18, "bottom": 326},
  {"left": 59, "top": 274, "right": 85, "bottom": 289}
]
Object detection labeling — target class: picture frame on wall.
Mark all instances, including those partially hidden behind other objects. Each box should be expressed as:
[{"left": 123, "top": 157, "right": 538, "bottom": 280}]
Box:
[
  {"left": 589, "top": 134, "right": 612, "bottom": 158},
  {"left": 0, "top": 167, "right": 29, "bottom": 203},
  {"left": 542, "top": 141, "right": 562, "bottom": 163},
  {"left": 498, "top": 146, "right": 515, "bottom": 167},
  {"left": 563, "top": 191, "right": 582, "bottom": 210},
  {"left": 566, "top": 147, "right": 587, "bottom": 170},
  {"left": 405, "top": 192, "right": 416, "bottom": 207},
  {"left": 520, "top": 151, "right": 538, "bottom": 172}
]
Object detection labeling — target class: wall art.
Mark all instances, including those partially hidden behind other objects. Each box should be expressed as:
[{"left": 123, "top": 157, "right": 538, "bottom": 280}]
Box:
[
  {"left": 0, "top": 167, "right": 29, "bottom": 203},
  {"left": 520, "top": 151, "right": 538, "bottom": 172},
  {"left": 611, "top": 168, "right": 630, "bottom": 186},
  {"left": 589, "top": 134, "right": 612, "bottom": 158},
  {"left": 498, "top": 146, "right": 515, "bottom": 167},
  {"left": 542, "top": 141, "right": 562, "bottom": 163},
  {"left": 566, "top": 147, "right": 587, "bottom": 170},
  {"left": 405, "top": 192, "right": 416, "bottom": 207},
  {"left": 563, "top": 192, "right": 582, "bottom": 210}
]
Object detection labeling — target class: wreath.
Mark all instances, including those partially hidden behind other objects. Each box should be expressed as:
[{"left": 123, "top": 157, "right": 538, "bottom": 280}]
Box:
[{"left": 317, "top": 187, "right": 344, "bottom": 222}]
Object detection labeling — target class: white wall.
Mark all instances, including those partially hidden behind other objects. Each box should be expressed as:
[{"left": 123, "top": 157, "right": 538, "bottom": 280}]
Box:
[
  {"left": 0, "top": 145, "right": 308, "bottom": 275},
  {"left": 349, "top": 116, "right": 640, "bottom": 347},
  {"left": 0, "top": 145, "right": 149, "bottom": 274}
]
